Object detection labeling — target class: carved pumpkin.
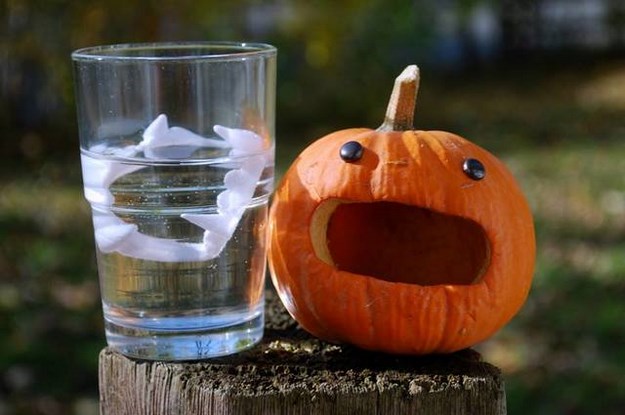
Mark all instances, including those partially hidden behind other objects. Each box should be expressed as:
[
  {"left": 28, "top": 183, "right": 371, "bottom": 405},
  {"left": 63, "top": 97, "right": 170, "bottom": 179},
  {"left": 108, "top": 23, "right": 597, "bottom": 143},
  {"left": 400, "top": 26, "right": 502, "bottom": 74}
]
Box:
[{"left": 268, "top": 66, "right": 535, "bottom": 354}]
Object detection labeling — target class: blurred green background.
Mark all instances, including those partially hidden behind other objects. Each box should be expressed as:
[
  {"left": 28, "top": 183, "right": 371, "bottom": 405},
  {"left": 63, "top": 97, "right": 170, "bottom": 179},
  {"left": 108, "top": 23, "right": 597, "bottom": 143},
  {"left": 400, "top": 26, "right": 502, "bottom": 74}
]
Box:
[{"left": 2, "top": 0, "right": 625, "bottom": 414}]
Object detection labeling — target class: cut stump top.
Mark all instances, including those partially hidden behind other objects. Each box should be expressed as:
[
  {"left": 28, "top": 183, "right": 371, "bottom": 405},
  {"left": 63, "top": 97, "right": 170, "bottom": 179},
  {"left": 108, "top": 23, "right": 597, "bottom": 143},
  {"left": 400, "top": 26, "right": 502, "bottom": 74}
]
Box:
[{"left": 99, "top": 289, "right": 506, "bottom": 415}]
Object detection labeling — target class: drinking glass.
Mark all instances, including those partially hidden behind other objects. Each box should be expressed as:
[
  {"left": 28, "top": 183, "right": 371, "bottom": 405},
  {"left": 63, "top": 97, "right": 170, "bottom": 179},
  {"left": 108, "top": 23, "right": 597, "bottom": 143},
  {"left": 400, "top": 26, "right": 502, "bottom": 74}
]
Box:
[{"left": 72, "top": 42, "right": 276, "bottom": 360}]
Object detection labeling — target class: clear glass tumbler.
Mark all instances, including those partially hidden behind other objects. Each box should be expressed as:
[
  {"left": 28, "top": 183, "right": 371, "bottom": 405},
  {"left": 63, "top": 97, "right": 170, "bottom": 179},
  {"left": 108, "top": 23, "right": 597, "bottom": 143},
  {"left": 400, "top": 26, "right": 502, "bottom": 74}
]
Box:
[{"left": 72, "top": 42, "right": 276, "bottom": 360}]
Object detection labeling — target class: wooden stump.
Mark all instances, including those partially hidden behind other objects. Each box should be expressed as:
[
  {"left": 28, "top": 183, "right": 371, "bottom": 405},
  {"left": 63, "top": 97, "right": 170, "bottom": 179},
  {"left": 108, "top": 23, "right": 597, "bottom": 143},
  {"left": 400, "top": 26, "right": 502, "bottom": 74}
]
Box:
[{"left": 99, "top": 290, "right": 507, "bottom": 414}]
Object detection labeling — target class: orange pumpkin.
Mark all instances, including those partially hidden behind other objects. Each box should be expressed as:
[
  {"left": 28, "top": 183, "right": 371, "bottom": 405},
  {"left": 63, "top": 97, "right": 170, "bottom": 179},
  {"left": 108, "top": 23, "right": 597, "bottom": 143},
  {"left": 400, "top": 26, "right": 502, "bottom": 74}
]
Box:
[{"left": 268, "top": 66, "right": 535, "bottom": 354}]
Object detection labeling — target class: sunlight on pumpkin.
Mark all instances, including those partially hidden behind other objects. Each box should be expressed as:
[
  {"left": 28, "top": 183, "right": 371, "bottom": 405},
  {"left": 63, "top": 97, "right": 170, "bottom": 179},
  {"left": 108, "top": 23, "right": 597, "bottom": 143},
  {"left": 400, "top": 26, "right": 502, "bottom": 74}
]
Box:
[{"left": 314, "top": 200, "right": 491, "bottom": 286}]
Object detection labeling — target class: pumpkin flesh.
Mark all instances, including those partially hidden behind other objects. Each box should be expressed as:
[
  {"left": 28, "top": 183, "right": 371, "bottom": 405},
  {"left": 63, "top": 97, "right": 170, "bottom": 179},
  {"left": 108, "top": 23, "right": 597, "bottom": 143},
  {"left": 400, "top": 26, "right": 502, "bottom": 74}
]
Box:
[{"left": 320, "top": 200, "right": 490, "bottom": 286}]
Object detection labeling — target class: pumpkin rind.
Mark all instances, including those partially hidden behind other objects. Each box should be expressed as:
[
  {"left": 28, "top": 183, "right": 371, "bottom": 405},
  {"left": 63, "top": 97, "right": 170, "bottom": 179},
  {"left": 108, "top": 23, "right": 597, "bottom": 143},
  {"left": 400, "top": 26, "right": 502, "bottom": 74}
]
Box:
[{"left": 268, "top": 127, "right": 535, "bottom": 354}]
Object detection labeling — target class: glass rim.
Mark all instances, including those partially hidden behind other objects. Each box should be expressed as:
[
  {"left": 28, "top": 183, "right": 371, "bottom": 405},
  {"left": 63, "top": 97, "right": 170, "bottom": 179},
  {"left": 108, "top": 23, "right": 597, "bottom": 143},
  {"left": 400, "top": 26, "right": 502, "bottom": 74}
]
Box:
[{"left": 71, "top": 41, "right": 276, "bottom": 62}]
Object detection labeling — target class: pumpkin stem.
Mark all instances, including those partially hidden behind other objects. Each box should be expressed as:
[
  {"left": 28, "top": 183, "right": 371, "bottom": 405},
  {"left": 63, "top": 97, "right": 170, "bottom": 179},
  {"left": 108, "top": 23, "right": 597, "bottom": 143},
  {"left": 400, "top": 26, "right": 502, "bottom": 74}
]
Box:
[{"left": 378, "top": 65, "right": 420, "bottom": 132}]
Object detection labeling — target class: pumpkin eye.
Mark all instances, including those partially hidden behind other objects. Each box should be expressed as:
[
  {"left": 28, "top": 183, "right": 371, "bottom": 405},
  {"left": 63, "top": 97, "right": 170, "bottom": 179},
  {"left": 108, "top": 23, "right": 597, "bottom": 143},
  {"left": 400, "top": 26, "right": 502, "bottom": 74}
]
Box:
[
  {"left": 463, "top": 158, "right": 485, "bottom": 180},
  {"left": 340, "top": 141, "right": 364, "bottom": 162}
]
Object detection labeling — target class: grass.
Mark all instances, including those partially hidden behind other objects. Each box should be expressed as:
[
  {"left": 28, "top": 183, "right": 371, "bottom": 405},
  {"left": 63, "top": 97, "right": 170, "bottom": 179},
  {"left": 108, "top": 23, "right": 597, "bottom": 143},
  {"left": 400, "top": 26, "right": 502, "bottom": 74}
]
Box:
[
  {"left": 479, "top": 144, "right": 625, "bottom": 415},
  {"left": 2, "top": 59, "right": 625, "bottom": 414},
  {"left": 0, "top": 177, "right": 102, "bottom": 415}
]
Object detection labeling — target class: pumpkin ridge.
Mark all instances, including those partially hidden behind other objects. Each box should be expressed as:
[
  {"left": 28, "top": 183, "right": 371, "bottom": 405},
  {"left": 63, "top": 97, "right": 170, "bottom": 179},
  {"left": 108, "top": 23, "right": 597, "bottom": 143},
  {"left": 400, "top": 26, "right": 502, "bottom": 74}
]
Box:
[
  {"left": 420, "top": 131, "right": 452, "bottom": 167},
  {"left": 436, "top": 285, "right": 452, "bottom": 352}
]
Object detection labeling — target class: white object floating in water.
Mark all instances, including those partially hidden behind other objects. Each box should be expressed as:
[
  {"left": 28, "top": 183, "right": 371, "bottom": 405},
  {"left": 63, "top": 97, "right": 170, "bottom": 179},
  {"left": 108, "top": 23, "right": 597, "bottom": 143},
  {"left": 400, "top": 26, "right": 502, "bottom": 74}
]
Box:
[
  {"left": 81, "top": 154, "right": 145, "bottom": 206},
  {"left": 214, "top": 125, "right": 265, "bottom": 157},
  {"left": 217, "top": 156, "right": 266, "bottom": 213},
  {"left": 93, "top": 214, "right": 138, "bottom": 253},
  {"left": 139, "top": 114, "right": 231, "bottom": 159},
  {"left": 85, "top": 114, "right": 268, "bottom": 262},
  {"left": 94, "top": 211, "right": 224, "bottom": 263},
  {"left": 182, "top": 155, "right": 266, "bottom": 254}
]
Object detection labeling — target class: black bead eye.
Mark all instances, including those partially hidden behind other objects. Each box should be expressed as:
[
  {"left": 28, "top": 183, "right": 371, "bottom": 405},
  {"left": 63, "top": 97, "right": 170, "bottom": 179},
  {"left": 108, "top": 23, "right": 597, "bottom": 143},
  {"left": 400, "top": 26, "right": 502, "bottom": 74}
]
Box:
[
  {"left": 340, "top": 141, "right": 364, "bottom": 162},
  {"left": 463, "top": 158, "right": 486, "bottom": 180}
]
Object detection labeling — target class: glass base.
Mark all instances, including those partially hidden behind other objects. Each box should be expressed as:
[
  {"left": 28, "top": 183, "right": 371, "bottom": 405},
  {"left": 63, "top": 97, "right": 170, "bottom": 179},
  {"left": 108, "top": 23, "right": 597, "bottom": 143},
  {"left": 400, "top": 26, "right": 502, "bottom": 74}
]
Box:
[{"left": 104, "top": 311, "right": 264, "bottom": 361}]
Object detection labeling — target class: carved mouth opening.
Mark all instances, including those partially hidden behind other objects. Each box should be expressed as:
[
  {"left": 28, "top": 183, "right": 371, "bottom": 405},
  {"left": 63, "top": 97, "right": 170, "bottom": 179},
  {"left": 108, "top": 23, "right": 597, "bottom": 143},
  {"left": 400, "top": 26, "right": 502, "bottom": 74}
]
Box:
[{"left": 311, "top": 200, "right": 490, "bottom": 286}]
